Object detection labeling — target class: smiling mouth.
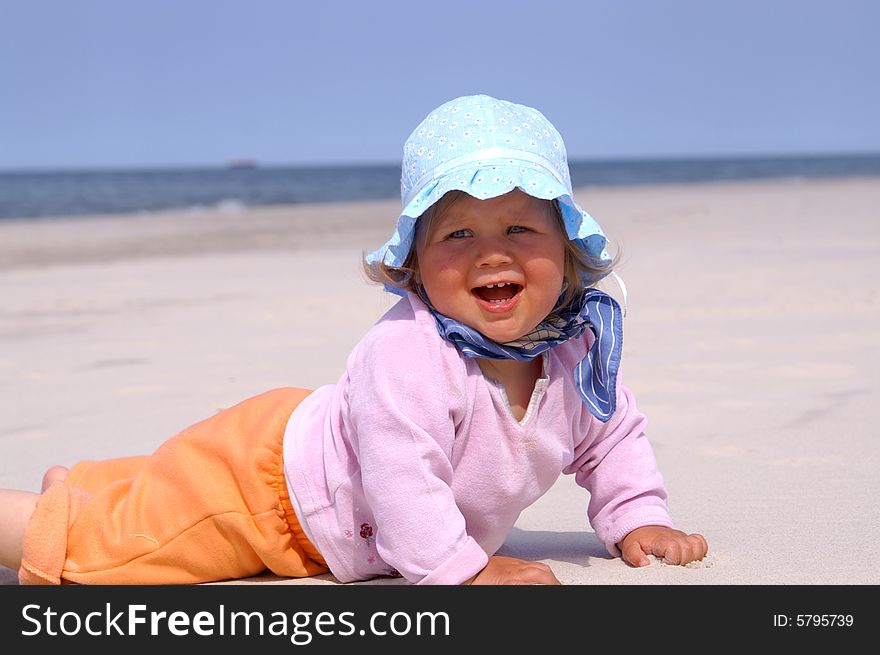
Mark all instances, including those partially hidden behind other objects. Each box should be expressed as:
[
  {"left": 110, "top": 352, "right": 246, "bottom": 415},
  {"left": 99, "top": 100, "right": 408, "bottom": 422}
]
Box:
[{"left": 472, "top": 282, "right": 523, "bottom": 304}]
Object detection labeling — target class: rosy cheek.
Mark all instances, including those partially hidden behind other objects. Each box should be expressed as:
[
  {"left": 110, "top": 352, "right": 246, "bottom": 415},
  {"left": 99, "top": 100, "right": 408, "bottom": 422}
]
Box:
[
  {"left": 438, "top": 259, "right": 462, "bottom": 276},
  {"left": 432, "top": 252, "right": 465, "bottom": 276},
  {"left": 420, "top": 256, "right": 456, "bottom": 288}
]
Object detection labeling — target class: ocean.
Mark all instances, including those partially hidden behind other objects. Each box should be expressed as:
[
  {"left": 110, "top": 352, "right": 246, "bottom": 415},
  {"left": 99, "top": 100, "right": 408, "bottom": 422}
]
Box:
[{"left": 1, "top": 153, "right": 879, "bottom": 221}]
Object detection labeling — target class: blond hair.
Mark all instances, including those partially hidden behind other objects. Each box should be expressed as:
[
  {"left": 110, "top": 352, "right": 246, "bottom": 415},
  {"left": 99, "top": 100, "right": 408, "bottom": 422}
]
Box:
[{"left": 363, "top": 191, "right": 617, "bottom": 312}]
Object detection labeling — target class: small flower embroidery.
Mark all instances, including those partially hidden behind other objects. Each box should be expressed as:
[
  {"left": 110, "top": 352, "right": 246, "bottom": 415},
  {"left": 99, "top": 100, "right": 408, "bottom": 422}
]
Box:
[{"left": 360, "top": 522, "right": 375, "bottom": 547}]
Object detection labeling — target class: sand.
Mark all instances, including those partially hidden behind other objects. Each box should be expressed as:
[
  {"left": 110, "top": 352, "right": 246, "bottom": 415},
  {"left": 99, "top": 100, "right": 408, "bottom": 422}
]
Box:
[{"left": 1, "top": 177, "right": 878, "bottom": 585}]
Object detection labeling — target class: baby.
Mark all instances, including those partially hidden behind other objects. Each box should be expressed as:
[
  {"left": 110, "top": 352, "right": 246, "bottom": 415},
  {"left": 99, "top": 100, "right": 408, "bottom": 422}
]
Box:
[{"left": 0, "top": 94, "right": 707, "bottom": 585}]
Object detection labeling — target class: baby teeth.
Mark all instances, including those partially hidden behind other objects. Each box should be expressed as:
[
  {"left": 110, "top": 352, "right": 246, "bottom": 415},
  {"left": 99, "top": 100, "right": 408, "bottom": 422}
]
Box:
[{"left": 486, "top": 282, "right": 509, "bottom": 288}]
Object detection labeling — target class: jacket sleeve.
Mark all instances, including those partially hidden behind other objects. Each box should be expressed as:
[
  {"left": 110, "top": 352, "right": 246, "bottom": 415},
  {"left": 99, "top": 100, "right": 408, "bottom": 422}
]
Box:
[
  {"left": 566, "top": 375, "right": 675, "bottom": 557},
  {"left": 345, "top": 322, "right": 488, "bottom": 584}
]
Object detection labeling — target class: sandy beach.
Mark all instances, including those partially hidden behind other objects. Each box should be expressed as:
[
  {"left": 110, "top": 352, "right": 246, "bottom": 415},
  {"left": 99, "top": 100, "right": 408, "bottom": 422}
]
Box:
[{"left": 1, "top": 176, "right": 878, "bottom": 586}]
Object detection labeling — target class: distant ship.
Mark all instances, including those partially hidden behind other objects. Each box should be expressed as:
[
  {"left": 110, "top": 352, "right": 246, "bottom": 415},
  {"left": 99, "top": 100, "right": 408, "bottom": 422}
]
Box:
[{"left": 225, "top": 158, "right": 259, "bottom": 169}]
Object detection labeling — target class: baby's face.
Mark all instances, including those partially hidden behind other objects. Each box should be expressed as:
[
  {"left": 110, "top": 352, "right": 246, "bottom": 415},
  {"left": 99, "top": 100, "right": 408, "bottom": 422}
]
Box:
[{"left": 416, "top": 189, "right": 566, "bottom": 343}]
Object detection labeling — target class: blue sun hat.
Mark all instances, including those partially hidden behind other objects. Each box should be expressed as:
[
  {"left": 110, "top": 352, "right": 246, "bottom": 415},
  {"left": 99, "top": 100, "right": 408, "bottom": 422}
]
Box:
[{"left": 366, "top": 94, "right": 613, "bottom": 292}]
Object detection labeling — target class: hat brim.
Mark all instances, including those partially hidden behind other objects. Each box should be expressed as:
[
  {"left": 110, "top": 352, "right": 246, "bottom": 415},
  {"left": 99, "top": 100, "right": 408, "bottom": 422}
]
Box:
[{"left": 366, "top": 161, "right": 611, "bottom": 293}]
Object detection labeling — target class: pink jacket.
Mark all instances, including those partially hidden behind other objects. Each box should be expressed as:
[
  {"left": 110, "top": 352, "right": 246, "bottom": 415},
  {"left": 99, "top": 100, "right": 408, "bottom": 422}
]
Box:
[{"left": 283, "top": 292, "right": 673, "bottom": 584}]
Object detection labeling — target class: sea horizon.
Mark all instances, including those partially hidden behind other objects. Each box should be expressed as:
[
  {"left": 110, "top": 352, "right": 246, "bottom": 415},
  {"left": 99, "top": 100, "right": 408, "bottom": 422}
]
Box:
[{"left": 2, "top": 151, "right": 879, "bottom": 221}]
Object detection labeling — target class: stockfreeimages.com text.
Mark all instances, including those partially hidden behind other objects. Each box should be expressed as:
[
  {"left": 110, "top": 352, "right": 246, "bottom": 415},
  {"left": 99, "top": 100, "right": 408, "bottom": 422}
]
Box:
[{"left": 21, "top": 603, "right": 450, "bottom": 644}]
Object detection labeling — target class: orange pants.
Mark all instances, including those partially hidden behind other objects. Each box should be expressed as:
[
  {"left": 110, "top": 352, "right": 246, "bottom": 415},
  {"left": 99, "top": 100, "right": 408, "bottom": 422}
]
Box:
[{"left": 19, "top": 387, "right": 328, "bottom": 585}]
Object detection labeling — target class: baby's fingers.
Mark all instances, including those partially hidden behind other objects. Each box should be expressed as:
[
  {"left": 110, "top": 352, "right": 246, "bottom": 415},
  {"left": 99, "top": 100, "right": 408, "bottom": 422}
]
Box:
[
  {"left": 620, "top": 539, "right": 650, "bottom": 568},
  {"left": 652, "top": 533, "right": 709, "bottom": 565},
  {"left": 501, "top": 562, "right": 561, "bottom": 585},
  {"left": 686, "top": 533, "right": 709, "bottom": 563},
  {"left": 650, "top": 537, "right": 682, "bottom": 564}
]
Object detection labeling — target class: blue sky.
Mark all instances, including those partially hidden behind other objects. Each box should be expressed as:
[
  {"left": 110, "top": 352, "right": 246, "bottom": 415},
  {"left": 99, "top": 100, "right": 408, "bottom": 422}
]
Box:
[{"left": 1, "top": 0, "right": 878, "bottom": 170}]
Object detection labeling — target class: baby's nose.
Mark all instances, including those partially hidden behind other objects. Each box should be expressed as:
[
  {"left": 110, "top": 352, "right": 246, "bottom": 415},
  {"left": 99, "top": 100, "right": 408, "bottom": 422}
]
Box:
[{"left": 475, "top": 238, "right": 513, "bottom": 267}]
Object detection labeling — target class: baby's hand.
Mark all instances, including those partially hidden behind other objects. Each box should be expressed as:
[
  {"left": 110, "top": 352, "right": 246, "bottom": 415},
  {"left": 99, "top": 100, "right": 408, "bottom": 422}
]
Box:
[
  {"left": 618, "top": 525, "right": 708, "bottom": 568},
  {"left": 467, "top": 555, "right": 561, "bottom": 585}
]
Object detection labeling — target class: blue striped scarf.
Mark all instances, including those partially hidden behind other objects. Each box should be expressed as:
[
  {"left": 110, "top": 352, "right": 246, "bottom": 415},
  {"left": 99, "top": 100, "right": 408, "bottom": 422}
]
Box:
[{"left": 421, "top": 287, "right": 623, "bottom": 422}]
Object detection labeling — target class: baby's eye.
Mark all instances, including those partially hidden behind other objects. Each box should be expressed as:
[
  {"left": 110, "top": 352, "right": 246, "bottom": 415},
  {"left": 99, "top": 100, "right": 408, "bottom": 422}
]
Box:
[
  {"left": 446, "top": 229, "right": 473, "bottom": 239},
  {"left": 508, "top": 225, "right": 530, "bottom": 234}
]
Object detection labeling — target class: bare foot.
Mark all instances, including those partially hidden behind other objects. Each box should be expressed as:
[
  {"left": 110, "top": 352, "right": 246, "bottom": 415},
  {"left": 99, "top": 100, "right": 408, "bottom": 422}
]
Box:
[{"left": 41, "top": 466, "right": 69, "bottom": 492}]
